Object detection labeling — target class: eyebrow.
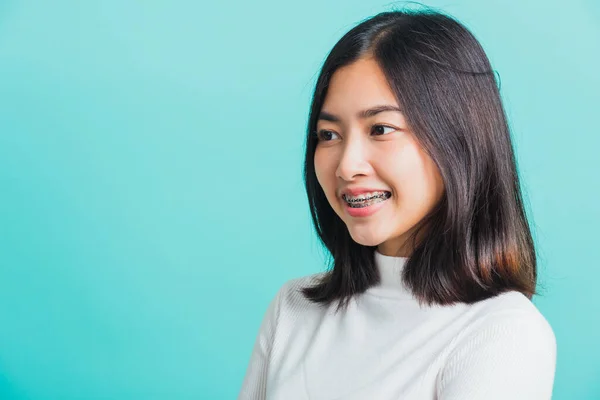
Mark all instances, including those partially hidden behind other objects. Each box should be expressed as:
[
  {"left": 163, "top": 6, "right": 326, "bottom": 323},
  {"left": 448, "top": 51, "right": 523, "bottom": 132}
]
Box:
[{"left": 318, "top": 105, "right": 403, "bottom": 122}]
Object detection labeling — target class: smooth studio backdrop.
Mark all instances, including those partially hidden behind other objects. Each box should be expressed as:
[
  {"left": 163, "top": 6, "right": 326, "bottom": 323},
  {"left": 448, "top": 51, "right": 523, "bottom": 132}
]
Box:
[{"left": 0, "top": 0, "right": 598, "bottom": 398}]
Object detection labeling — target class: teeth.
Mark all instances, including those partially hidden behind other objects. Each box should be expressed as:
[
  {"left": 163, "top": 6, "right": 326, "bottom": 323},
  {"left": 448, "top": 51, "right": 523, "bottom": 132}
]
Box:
[
  {"left": 344, "top": 191, "right": 390, "bottom": 202},
  {"left": 345, "top": 193, "right": 390, "bottom": 208}
]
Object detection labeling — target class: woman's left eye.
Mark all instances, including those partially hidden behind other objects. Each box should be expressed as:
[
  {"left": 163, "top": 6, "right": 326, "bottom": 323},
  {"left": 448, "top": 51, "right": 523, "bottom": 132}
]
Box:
[{"left": 371, "top": 125, "right": 396, "bottom": 136}]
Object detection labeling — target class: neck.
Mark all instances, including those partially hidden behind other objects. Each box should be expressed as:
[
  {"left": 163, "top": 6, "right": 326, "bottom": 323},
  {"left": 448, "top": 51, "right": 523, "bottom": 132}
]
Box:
[
  {"left": 364, "top": 248, "right": 414, "bottom": 300},
  {"left": 373, "top": 248, "right": 409, "bottom": 290}
]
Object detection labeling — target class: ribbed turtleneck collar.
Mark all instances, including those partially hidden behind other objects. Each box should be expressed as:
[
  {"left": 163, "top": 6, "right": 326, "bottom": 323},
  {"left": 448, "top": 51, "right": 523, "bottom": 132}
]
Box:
[{"left": 370, "top": 249, "right": 412, "bottom": 298}]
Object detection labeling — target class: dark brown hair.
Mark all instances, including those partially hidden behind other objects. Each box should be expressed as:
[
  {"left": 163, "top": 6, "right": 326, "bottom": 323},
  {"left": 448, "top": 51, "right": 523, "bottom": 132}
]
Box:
[{"left": 301, "top": 8, "right": 538, "bottom": 313}]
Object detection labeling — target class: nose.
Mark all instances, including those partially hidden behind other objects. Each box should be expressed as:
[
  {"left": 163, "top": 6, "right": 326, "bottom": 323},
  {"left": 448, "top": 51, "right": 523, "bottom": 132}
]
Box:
[{"left": 335, "top": 137, "right": 371, "bottom": 181}]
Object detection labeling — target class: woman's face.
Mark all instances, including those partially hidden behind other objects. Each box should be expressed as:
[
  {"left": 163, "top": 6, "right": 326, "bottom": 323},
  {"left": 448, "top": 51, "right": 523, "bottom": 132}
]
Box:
[{"left": 314, "top": 56, "right": 444, "bottom": 257}]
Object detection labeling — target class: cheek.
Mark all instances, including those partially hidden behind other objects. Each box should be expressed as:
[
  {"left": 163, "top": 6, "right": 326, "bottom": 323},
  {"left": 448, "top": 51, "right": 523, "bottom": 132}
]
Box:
[
  {"left": 313, "top": 150, "right": 324, "bottom": 182},
  {"left": 420, "top": 153, "right": 444, "bottom": 203},
  {"left": 314, "top": 150, "right": 334, "bottom": 192},
  {"left": 385, "top": 146, "right": 440, "bottom": 205}
]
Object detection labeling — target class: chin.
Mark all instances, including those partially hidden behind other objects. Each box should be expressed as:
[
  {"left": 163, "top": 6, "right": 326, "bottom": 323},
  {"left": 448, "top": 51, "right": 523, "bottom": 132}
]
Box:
[{"left": 346, "top": 230, "right": 385, "bottom": 247}]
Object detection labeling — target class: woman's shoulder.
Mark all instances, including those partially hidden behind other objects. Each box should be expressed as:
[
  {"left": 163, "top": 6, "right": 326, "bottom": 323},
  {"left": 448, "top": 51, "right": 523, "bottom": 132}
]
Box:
[
  {"left": 469, "top": 290, "right": 554, "bottom": 332},
  {"left": 273, "top": 271, "right": 330, "bottom": 312},
  {"left": 438, "top": 291, "right": 557, "bottom": 399},
  {"left": 451, "top": 290, "right": 557, "bottom": 358},
  {"left": 438, "top": 292, "right": 557, "bottom": 397},
  {"left": 287, "top": 270, "right": 329, "bottom": 288}
]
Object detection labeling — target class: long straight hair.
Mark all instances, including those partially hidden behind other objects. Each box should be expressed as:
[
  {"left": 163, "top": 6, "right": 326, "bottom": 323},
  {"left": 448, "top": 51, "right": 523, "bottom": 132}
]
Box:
[{"left": 301, "top": 8, "right": 538, "bottom": 313}]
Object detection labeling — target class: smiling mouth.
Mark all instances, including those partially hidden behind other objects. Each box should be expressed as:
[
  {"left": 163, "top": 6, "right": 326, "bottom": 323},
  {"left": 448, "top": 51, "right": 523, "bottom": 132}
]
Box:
[{"left": 343, "top": 191, "right": 392, "bottom": 208}]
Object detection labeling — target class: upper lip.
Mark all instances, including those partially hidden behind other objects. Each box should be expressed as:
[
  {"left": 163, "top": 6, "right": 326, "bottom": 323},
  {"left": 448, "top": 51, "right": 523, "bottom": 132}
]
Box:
[{"left": 340, "top": 187, "right": 391, "bottom": 198}]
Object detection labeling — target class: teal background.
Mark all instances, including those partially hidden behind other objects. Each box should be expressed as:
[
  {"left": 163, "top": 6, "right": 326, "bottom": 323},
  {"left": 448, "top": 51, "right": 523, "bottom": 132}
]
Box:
[{"left": 0, "top": 0, "right": 598, "bottom": 398}]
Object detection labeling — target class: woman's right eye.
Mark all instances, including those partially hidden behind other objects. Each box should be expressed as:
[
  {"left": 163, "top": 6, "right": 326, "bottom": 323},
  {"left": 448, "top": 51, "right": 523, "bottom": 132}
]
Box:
[{"left": 316, "top": 129, "right": 339, "bottom": 141}]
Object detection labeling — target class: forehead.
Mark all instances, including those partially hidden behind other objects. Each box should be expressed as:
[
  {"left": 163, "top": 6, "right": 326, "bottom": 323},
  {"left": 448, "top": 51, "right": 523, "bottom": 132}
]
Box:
[{"left": 322, "top": 57, "right": 399, "bottom": 110}]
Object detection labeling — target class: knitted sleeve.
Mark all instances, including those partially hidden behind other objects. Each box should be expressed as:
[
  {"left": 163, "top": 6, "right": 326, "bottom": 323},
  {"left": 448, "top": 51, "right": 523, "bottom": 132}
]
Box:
[
  {"left": 436, "top": 309, "right": 557, "bottom": 400},
  {"left": 237, "top": 283, "right": 285, "bottom": 400}
]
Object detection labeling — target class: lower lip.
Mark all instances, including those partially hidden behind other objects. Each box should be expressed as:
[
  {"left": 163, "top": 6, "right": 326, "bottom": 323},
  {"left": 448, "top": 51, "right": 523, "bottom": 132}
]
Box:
[{"left": 343, "top": 196, "right": 390, "bottom": 218}]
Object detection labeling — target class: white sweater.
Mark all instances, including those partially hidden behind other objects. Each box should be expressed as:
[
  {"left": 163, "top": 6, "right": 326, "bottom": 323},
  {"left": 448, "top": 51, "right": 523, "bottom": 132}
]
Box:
[{"left": 238, "top": 249, "right": 557, "bottom": 399}]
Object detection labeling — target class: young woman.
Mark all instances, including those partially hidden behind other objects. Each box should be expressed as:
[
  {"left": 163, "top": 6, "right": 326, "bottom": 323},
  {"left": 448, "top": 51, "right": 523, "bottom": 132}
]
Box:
[{"left": 239, "top": 8, "right": 556, "bottom": 400}]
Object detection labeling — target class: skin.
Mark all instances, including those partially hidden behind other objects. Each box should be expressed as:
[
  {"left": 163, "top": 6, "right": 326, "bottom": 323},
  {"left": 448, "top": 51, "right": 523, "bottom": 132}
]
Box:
[{"left": 314, "top": 56, "right": 445, "bottom": 257}]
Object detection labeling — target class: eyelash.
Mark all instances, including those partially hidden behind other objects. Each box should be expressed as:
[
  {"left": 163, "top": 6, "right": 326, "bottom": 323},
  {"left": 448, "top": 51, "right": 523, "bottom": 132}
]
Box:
[{"left": 314, "top": 124, "right": 397, "bottom": 141}]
